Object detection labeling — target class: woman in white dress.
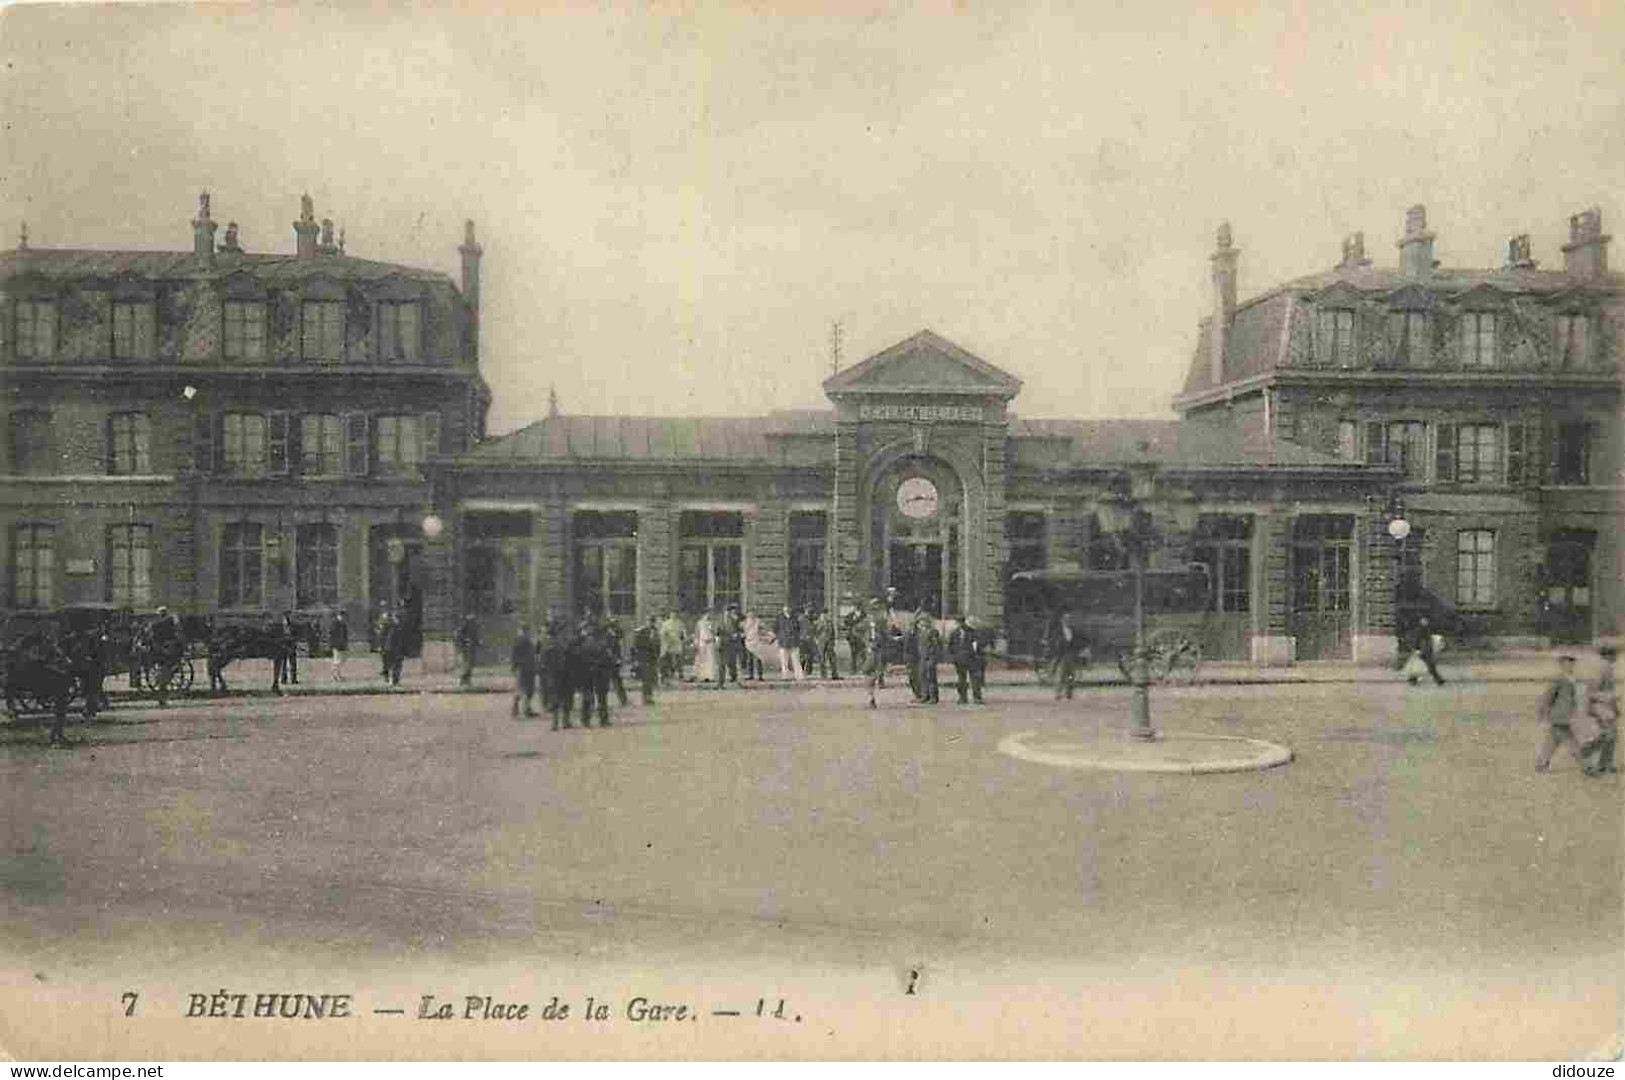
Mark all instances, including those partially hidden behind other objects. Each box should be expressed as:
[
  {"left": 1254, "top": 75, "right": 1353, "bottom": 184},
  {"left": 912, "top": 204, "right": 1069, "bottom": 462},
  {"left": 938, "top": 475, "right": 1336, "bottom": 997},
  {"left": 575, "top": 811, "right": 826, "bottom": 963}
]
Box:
[
  {"left": 742, "top": 610, "right": 768, "bottom": 681},
  {"left": 694, "top": 610, "right": 719, "bottom": 686}
]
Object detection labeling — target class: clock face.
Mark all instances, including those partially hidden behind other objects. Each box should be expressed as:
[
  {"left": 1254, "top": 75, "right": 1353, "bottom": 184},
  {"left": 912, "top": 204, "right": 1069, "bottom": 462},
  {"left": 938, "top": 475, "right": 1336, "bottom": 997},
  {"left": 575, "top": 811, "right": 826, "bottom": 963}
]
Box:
[{"left": 896, "top": 476, "right": 940, "bottom": 519}]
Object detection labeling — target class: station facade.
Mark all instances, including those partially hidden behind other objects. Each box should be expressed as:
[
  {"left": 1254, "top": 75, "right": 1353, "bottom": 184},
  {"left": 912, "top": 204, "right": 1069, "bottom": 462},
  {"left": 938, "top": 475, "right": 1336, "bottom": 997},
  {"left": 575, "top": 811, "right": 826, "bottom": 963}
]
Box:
[{"left": 435, "top": 330, "right": 1395, "bottom": 664}]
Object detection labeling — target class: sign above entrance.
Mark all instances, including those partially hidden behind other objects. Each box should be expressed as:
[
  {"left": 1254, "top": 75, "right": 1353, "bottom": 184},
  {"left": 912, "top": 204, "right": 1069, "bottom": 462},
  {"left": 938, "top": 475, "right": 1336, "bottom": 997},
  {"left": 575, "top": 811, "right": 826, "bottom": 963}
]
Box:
[{"left": 859, "top": 403, "right": 983, "bottom": 423}]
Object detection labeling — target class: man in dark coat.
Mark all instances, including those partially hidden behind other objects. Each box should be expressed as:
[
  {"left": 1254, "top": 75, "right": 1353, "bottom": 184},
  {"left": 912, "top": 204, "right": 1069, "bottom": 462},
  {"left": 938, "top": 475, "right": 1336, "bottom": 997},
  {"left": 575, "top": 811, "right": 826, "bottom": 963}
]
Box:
[
  {"left": 383, "top": 610, "right": 407, "bottom": 686},
  {"left": 916, "top": 615, "right": 942, "bottom": 704},
  {"left": 544, "top": 619, "right": 574, "bottom": 730},
  {"left": 1407, "top": 615, "right": 1446, "bottom": 686},
  {"left": 576, "top": 615, "right": 613, "bottom": 727},
  {"left": 605, "top": 617, "right": 630, "bottom": 705},
  {"left": 455, "top": 613, "right": 481, "bottom": 688},
  {"left": 1052, "top": 611, "right": 1088, "bottom": 700},
  {"left": 949, "top": 614, "right": 987, "bottom": 704},
  {"left": 1536, "top": 654, "right": 1586, "bottom": 773},
  {"left": 631, "top": 614, "right": 662, "bottom": 705},
  {"left": 511, "top": 622, "right": 538, "bottom": 718},
  {"left": 329, "top": 610, "right": 350, "bottom": 682}
]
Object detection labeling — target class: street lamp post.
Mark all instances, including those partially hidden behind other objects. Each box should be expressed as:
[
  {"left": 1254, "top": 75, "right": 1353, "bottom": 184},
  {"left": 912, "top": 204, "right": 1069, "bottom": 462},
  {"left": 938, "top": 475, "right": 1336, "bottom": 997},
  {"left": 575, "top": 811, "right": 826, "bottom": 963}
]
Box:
[{"left": 1098, "top": 465, "right": 1199, "bottom": 743}]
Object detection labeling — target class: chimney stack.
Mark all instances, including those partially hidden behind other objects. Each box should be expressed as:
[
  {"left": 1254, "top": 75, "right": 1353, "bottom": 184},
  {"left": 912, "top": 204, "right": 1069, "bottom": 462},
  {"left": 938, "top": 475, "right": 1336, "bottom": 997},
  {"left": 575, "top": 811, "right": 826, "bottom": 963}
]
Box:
[
  {"left": 1338, "top": 231, "right": 1371, "bottom": 270},
  {"left": 459, "top": 220, "right": 483, "bottom": 360},
  {"left": 220, "top": 221, "right": 243, "bottom": 255},
  {"left": 192, "top": 191, "right": 217, "bottom": 258},
  {"left": 1397, "top": 204, "right": 1436, "bottom": 276},
  {"left": 1209, "top": 222, "right": 1239, "bottom": 387},
  {"left": 293, "top": 193, "right": 320, "bottom": 257},
  {"left": 1561, "top": 207, "right": 1610, "bottom": 277},
  {"left": 1505, "top": 234, "right": 1537, "bottom": 270},
  {"left": 317, "top": 218, "right": 340, "bottom": 256}
]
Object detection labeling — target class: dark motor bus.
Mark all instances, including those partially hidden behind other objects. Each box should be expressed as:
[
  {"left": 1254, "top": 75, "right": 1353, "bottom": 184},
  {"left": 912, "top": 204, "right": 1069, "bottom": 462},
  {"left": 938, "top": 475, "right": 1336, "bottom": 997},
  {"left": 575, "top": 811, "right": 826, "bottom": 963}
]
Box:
[{"left": 1005, "top": 564, "right": 1212, "bottom": 679}]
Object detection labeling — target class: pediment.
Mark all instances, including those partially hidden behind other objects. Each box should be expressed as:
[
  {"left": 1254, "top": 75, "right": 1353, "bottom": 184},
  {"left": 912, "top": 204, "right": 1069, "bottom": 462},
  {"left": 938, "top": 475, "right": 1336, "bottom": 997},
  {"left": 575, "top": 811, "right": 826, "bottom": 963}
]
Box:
[
  {"left": 1382, "top": 283, "right": 1439, "bottom": 310},
  {"left": 1448, "top": 283, "right": 1510, "bottom": 309},
  {"left": 823, "top": 329, "right": 1022, "bottom": 399}
]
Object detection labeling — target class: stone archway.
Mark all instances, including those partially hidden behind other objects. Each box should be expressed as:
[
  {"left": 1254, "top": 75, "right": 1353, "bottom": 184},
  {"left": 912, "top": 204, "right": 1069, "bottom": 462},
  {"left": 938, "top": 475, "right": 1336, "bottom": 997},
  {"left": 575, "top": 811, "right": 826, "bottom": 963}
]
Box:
[{"left": 861, "top": 449, "right": 978, "bottom": 617}]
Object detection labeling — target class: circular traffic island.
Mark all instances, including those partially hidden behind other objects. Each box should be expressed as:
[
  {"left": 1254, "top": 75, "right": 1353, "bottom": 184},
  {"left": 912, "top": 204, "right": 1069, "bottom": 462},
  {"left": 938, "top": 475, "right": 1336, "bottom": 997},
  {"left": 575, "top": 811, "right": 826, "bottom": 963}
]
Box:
[{"left": 997, "top": 727, "right": 1292, "bottom": 775}]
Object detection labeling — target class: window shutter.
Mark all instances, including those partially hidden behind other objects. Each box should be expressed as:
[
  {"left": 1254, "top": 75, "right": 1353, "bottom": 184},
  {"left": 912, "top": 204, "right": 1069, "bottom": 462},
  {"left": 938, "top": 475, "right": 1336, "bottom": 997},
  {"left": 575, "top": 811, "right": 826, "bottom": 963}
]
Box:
[
  {"left": 1434, "top": 422, "right": 1456, "bottom": 483},
  {"left": 99, "top": 415, "right": 113, "bottom": 475},
  {"left": 1506, "top": 421, "right": 1525, "bottom": 486},
  {"left": 1364, "top": 422, "right": 1384, "bottom": 465},
  {"left": 1582, "top": 422, "right": 1597, "bottom": 485},
  {"left": 1548, "top": 421, "right": 1563, "bottom": 486},
  {"left": 343, "top": 412, "right": 369, "bottom": 477},
  {"left": 421, "top": 411, "right": 440, "bottom": 460},
  {"left": 286, "top": 414, "right": 303, "bottom": 475},
  {"left": 194, "top": 411, "right": 215, "bottom": 474}
]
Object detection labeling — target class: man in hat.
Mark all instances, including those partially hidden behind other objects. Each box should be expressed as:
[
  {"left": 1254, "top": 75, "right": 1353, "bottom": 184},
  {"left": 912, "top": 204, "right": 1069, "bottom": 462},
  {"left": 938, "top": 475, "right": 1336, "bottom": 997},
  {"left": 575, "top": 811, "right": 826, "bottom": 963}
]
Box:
[
  {"left": 631, "top": 613, "right": 662, "bottom": 705},
  {"left": 949, "top": 613, "right": 987, "bottom": 704},
  {"left": 1585, "top": 645, "right": 1618, "bottom": 776},
  {"left": 1536, "top": 654, "right": 1588, "bottom": 774},
  {"left": 511, "top": 621, "right": 538, "bottom": 718}
]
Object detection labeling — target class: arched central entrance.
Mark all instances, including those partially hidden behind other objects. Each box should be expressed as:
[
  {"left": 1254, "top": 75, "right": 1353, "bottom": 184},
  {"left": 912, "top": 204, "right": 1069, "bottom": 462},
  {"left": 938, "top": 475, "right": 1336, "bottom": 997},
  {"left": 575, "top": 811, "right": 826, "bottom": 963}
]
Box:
[{"left": 869, "top": 456, "right": 964, "bottom": 616}]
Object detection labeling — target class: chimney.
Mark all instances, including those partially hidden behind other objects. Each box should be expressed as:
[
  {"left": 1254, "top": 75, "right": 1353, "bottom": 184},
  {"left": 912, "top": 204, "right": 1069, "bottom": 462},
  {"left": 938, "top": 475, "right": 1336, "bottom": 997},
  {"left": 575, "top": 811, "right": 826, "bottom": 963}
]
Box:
[
  {"left": 192, "top": 192, "right": 217, "bottom": 258},
  {"left": 1338, "top": 231, "right": 1371, "bottom": 270},
  {"left": 1209, "top": 222, "right": 1239, "bottom": 387},
  {"left": 220, "top": 221, "right": 243, "bottom": 255},
  {"left": 293, "top": 193, "right": 320, "bottom": 257},
  {"left": 317, "top": 218, "right": 340, "bottom": 256},
  {"left": 1396, "top": 204, "right": 1436, "bottom": 276},
  {"left": 459, "top": 220, "right": 483, "bottom": 361},
  {"left": 1505, "top": 233, "right": 1537, "bottom": 270},
  {"left": 1561, "top": 207, "right": 1610, "bottom": 277}
]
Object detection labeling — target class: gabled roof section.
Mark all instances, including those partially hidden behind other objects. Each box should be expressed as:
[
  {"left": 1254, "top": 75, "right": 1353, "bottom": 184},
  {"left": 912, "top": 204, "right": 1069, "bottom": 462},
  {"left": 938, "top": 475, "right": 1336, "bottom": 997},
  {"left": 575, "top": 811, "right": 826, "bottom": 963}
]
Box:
[
  {"left": 454, "top": 414, "right": 834, "bottom": 468},
  {"left": 1179, "top": 292, "right": 1293, "bottom": 397},
  {"left": 823, "top": 329, "right": 1022, "bottom": 399}
]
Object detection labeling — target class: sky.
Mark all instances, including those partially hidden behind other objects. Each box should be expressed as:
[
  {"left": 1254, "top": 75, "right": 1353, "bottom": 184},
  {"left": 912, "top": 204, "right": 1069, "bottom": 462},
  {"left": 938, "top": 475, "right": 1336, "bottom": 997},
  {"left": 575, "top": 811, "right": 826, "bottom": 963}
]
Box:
[{"left": 2, "top": 1, "right": 1621, "bottom": 436}]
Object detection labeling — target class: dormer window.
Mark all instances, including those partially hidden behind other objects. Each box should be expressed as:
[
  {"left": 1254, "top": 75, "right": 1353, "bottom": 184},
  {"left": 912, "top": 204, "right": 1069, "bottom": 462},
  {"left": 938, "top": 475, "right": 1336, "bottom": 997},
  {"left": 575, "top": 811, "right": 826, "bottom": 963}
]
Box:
[
  {"left": 223, "top": 301, "right": 267, "bottom": 361},
  {"left": 1555, "top": 313, "right": 1590, "bottom": 369},
  {"left": 15, "top": 300, "right": 56, "bottom": 359},
  {"left": 377, "top": 301, "right": 421, "bottom": 362},
  {"left": 1461, "top": 311, "right": 1497, "bottom": 368},
  {"left": 301, "top": 300, "right": 344, "bottom": 361},
  {"left": 1318, "top": 308, "right": 1356, "bottom": 367},
  {"left": 1387, "top": 310, "right": 1429, "bottom": 367},
  {"left": 111, "top": 301, "right": 155, "bottom": 360}
]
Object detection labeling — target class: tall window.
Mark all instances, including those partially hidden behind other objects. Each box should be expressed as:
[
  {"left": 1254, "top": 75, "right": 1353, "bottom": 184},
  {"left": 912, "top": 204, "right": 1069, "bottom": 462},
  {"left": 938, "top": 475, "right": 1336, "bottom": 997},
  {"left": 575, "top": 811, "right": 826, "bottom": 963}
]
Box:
[
  {"left": 12, "top": 524, "right": 54, "bottom": 608},
  {"left": 1194, "top": 514, "right": 1252, "bottom": 613},
  {"left": 220, "top": 523, "right": 264, "bottom": 609},
  {"left": 1292, "top": 515, "right": 1353, "bottom": 614},
  {"left": 15, "top": 300, "right": 56, "bottom": 359},
  {"left": 466, "top": 512, "right": 532, "bottom": 617},
  {"left": 789, "top": 511, "right": 828, "bottom": 612},
  {"left": 1461, "top": 312, "right": 1497, "bottom": 368},
  {"left": 1554, "top": 313, "right": 1590, "bottom": 369},
  {"left": 221, "top": 413, "right": 269, "bottom": 473},
  {"left": 1366, "top": 420, "right": 1427, "bottom": 481},
  {"left": 107, "top": 524, "right": 152, "bottom": 606},
  {"left": 1334, "top": 419, "right": 1357, "bottom": 460},
  {"left": 223, "top": 301, "right": 267, "bottom": 361},
  {"left": 1454, "top": 424, "right": 1502, "bottom": 486},
  {"left": 374, "top": 414, "right": 438, "bottom": 474},
  {"left": 111, "top": 301, "right": 154, "bottom": 360},
  {"left": 1319, "top": 308, "right": 1356, "bottom": 367},
  {"left": 377, "top": 302, "right": 421, "bottom": 362},
  {"left": 301, "top": 301, "right": 344, "bottom": 360},
  {"left": 1005, "top": 511, "right": 1047, "bottom": 574},
  {"left": 1456, "top": 530, "right": 1496, "bottom": 608},
  {"left": 295, "top": 523, "right": 340, "bottom": 608},
  {"left": 1506, "top": 417, "right": 1546, "bottom": 486},
  {"left": 1553, "top": 420, "right": 1595, "bottom": 485},
  {"left": 108, "top": 412, "right": 151, "bottom": 475},
  {"left": 572, "top": 511, "right": 638, "bottom": 617},
  {"left": 8, "top": 410, "right": 51, "bottom": 474},
  {"left": 299, "top": 414, "right": 342, "bottom": 476},
  {"left": 678, "top": 511, "right": 743, "bottom": 614},
  {"left": 1387, "top": 310, "right": 1429, "bottom": 366}
]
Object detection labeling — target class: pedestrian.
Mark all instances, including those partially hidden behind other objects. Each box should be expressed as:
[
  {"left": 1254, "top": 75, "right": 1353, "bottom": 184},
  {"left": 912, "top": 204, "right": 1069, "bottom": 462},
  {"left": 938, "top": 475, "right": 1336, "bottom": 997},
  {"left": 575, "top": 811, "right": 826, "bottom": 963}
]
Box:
[
  {"left": 694, "top": 609, "right": 719, "bottom": 687},
  {"left": 864, "top": 600, "right": 888, "bottom": 709},
  {"left": 1406, "top": 616, "right": 1446, "bottom": 686},
  {"left": 545, "top": 620, "right": 575, "bottom": 730},
  {"left": 1585, "top": 646, "right": 1618, "bottom": 776},
  {"left": 605, "top": 617, "right": 630, "bottom": 705},
  {"left": 579, "top": 616, "right": 613, "bottom": 727},
  {"left": 1052, "top": 611, "right": 1087, "bottom": 700},
  {"left": 329, "top": 610, "right": 349, "bottom": 682},
  {"left": 949, "top": 614, "right": 987, "bottom": 704},
  {"left": 844, "top": 606, "right": 868, "bottom": 677},
  {"left": 816, "top": 608, "right": 841, "bottom": 680},
  {"left": 456, "top": 613, "right": 481, "bottom": 688},
  {"left": 723, "top": 605, "right": 744, "bottom": 686},
  {"left": 511, "top": 622, "right": 538, "bottom": 718},
  {"left": 743, "top": 609, "right": 768, "bottom": 680},
  {"left": 1535, "top": 654, "right": 1588, "bottom": 774},
  {"left": 384, "top": 609, "right": 407, "bottom": 687},
  {"left": 774, "top": 604, "right": 805, "bottom": 681},
  {"left": 632, "top": 614, "right": 662, "bottom": 705},
  {"left": 374, "top": 607, "right": 394, "bottom": 679},
  {"left": 916, "top": 614, "right": 942, "bottom": 704}
]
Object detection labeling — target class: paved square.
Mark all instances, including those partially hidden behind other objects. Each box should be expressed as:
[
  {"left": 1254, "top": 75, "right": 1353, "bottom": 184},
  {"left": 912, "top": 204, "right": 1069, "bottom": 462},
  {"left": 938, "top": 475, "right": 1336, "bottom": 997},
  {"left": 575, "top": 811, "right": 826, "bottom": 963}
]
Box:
[{"left": 2, "top": 676, "right": 1618, "bottom": 1058}]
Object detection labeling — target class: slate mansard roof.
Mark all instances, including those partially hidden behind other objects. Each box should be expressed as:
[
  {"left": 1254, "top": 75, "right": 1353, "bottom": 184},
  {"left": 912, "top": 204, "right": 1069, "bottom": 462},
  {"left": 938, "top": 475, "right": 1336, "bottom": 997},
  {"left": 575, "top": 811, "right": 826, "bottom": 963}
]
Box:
[
  {"left": 1181, "top": 263, "right": 1625, "bottom": 398},
  {"left": 0, "top": 247, "right": 457, "bottom": 288}
]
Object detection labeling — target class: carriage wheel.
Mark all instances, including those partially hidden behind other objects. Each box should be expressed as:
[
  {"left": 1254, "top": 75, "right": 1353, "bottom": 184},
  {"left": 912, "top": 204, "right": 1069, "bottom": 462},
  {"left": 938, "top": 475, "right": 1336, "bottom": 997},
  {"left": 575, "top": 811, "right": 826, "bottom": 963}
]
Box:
[
  {"left": 1147, "top": 633, "right": 1201, "bottom": 683},
  {"left": 148, "top": 661, "right": 182, "bottom": 701},
  {"left": 179, "top": 657, "right": 196, "bottom": 693}
]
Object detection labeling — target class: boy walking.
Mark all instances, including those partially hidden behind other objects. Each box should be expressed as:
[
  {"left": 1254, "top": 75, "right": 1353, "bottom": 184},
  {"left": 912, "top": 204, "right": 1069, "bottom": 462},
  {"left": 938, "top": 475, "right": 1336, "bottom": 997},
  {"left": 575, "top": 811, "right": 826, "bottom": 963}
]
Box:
[{"left": 1535, "top": 654, "right": 1588, "bottom": 773}]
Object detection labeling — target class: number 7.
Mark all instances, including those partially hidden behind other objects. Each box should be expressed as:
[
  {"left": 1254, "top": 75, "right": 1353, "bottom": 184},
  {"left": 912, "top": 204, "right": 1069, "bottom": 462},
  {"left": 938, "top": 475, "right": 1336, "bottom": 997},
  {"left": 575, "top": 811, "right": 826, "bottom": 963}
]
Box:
[{"left": 121, "top": 992, "right": 138, "bottom": 1016}]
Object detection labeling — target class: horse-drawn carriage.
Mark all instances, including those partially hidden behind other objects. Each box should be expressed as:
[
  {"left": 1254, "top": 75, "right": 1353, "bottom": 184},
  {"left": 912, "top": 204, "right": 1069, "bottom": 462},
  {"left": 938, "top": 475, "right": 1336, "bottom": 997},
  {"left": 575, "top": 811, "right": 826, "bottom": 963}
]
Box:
[{"left": 1007, "top": 565, "right": 1211, "bottom": 684}]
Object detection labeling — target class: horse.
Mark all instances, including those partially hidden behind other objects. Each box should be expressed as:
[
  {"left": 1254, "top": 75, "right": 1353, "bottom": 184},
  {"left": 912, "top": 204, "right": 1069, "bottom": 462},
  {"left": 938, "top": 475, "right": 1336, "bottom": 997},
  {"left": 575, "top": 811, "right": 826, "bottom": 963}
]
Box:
[{"left": 205, "top": 616, "right": 318, "bottom": 695}]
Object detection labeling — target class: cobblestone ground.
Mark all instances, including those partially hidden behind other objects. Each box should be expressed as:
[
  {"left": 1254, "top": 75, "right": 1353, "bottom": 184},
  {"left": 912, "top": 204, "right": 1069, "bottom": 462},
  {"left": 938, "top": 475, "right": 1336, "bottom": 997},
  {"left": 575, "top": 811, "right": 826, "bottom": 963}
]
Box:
[{"left": 1, "top": 678, "right": 1618, "bottom": 1059}]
